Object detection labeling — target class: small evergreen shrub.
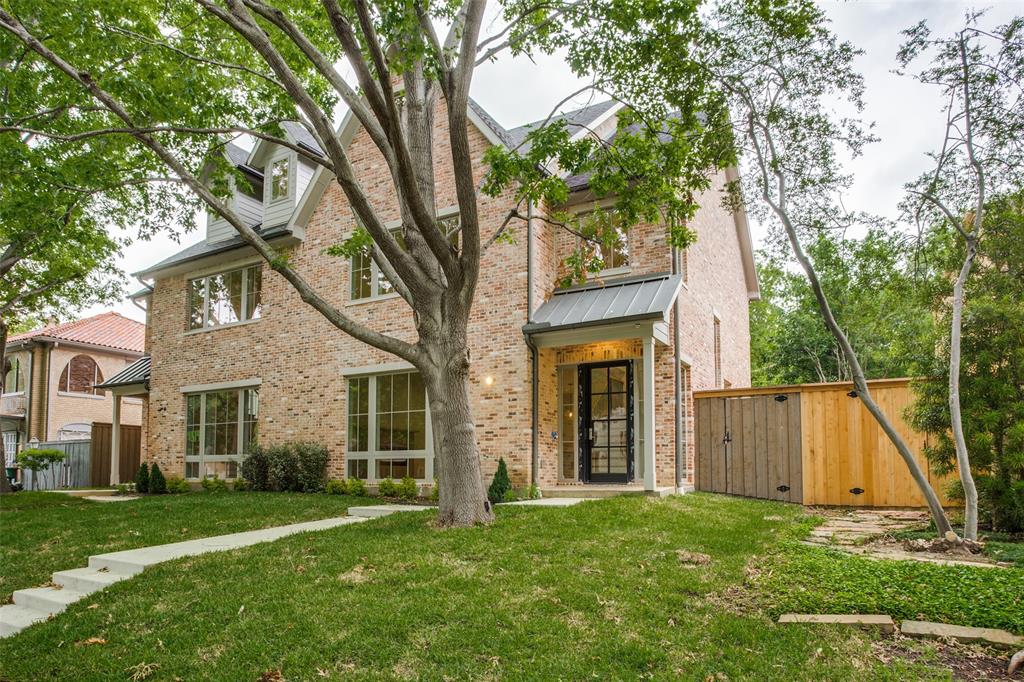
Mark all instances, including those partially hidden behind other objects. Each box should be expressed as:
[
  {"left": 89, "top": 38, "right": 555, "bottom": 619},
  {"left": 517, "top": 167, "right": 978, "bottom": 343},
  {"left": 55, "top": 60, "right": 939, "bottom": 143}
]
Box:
[
  {"left": 294, "top": 442, "right": 329, "bottom": 493},
  {"left": 487, "top": 458, "right": 512, "bottom": 504},
  {"left": 231, "top": 477, "right": 250, "bottom": 492},
  {"left": 266, "top": 445, "right": 299, "bottom": 492},
  {"left": 397, "top": 476, "right": 419, "bottom": 500},
  {"left": 165, "top": 476, "right": 191, "bottom": 494},
  {"left": 345, "top": 478, "right": 367, "bottom": 496},
  {"left": 241, "top": 445, "right": 270, "bottom": 491},
  {"left": 149, "top": 463, "right": 167, "bottom": 494},
  {"left": 325, "top": 479, "right": 346, "bottom": 495},
  {"left": 201, "top": 476, "right": 228, "bottom": 493},
  {"left": 135, "top": 462, "right": 150, "bottom": 494},
  {"left": 429, "top": 480, "right": 439, "bottom": 502},
  {"left": 114, "top": 483, "right": 132, "bottom": 496},
  {"left": 377, "top": 478, "right": 398, "bottom": 497}
]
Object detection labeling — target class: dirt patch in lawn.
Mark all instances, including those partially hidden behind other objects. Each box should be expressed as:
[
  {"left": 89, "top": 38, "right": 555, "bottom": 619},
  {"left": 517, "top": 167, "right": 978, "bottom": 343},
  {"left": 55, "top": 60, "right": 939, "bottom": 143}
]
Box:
[{"left": 873, "top": 637, "right": 1018, "bottom": 681}]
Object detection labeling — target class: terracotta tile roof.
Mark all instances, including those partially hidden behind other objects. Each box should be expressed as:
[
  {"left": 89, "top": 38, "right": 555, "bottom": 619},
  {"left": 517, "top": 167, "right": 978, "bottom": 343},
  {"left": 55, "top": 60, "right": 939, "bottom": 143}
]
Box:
[{"left": 7, "top": 312, "right": 145, "bottom": 354}]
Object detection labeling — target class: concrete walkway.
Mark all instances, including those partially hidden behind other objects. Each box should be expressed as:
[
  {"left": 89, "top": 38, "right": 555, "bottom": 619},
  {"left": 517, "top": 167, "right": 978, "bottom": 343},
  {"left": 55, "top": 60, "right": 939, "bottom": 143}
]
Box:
[
  {"left": 0, "top": 516, "right": 366, "bottom": 639},
  {"left": 0, "top": 497, "right": 589, "bottom": 639}
]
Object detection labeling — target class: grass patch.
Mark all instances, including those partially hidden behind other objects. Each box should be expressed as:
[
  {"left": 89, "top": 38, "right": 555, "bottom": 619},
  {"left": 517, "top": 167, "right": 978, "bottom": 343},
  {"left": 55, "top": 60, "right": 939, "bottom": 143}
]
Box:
[
  {"left": 756, "top": 543, "right": 1024, "bottom": 633},
  {"left": 0, "top": 491, "right": 374, "bottom": 602},
  {"left": 0, "top": 495, "right": 953, "bottom": 681}
]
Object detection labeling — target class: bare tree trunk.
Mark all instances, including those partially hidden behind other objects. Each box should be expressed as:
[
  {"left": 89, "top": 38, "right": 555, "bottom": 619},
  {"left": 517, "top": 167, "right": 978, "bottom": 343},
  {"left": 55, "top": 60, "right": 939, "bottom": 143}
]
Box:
[
  {"left": 0, "top": 318, "right": 11, "bottom": 495},
  {"left": 948, "top": 233, "right": 979, "bottom": 539},
  {"left": 422, "top": 346, "right": 493, "bottom": 527}
]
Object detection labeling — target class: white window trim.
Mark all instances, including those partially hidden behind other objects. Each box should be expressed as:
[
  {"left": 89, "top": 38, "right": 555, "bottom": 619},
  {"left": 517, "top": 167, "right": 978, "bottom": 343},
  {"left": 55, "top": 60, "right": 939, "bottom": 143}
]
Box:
[
  {"left": 179, "top": 378, "right": 261, "bottom": 394},
  {"left": 345, "top": 371, "right": 433, "bottom": 482},
  {"left": 187, "top": 264, "right": 262, "bottom": 332},
  {"left": 348, "top": 207, "right": 461, "bottom": 303},
  {"left": 3, "top": 356, "right": 26, "bottom": 395},
  {"left": 183, "top": 387, "right": 258, "bottom": 480},
  {"left": 569, "top": 203, "right": 633, "bottom": 280},
  {"left": 266, "top": 152, "right": 294, "bottom": 205}
]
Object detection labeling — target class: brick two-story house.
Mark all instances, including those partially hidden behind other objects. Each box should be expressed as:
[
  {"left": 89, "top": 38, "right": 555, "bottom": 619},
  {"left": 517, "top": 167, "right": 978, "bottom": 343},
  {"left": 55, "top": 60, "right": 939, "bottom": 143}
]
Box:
[
  {"left": 1, "top": 313, "right": 145, "bottom": 466},
  {"left": 125, "top": 99, "right": 758, "bottom": 494}
]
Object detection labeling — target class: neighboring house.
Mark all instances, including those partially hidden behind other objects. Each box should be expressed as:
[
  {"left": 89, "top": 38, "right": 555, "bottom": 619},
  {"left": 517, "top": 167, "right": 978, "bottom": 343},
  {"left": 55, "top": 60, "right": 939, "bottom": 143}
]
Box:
[
  {"left": 131, "top": 100, "right": 758, "bottom": 493},
  {"left": 1, "top": 313, "right": 146, "bottom": 466}
]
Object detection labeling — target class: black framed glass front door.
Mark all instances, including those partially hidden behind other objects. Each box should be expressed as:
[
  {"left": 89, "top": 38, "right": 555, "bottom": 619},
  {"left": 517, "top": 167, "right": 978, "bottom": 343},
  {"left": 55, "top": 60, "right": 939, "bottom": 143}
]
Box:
[{"left": 578, "top": 361, "right": 634, "bottom": 483}]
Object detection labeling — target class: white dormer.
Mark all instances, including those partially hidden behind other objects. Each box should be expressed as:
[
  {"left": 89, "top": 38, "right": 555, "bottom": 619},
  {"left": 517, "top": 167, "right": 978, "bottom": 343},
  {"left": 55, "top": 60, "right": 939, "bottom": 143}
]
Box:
[
  {"left": 246, "top": 121, "right": 321, "bottom": 236},
  {"left": 206, "top": 144, "right": 265, "bottom": 243}
]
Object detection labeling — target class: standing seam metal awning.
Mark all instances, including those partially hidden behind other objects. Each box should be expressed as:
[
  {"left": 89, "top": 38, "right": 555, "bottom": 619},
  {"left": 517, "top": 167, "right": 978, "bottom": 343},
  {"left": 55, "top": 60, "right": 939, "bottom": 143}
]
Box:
[
  {"left": 523, "top": 273, "right": 683, "bottom": 335},
  {"left": 96, "top": 356, "right": 151, "bottom": 390}
]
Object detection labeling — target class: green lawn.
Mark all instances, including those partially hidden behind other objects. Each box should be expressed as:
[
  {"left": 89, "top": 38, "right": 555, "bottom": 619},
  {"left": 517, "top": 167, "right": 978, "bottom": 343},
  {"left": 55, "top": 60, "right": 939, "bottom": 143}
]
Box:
[
  {"left": 0, "top": 491, "right": 375, "bottom": 603},
  {"left": 3, "top": 493, "right": 1009, "bottom": 681}
]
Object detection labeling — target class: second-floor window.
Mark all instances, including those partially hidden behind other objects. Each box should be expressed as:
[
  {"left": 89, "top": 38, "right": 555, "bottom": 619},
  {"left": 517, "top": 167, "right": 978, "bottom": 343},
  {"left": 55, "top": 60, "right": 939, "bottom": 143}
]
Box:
[
  {"left": 350, "top": 214, "right": 460, "bottom": 301},
  {"left": 188, "top": 264, "right": 262, "bottom": 330},
  {"left": 3, "top": 357, "right": 24, "bottom": 394},
  {"left": 574, "top": 209, "right": 630, "bottom": 272},
  {"left": 59, "top": 354, "right": 105, "bottom": 396},
  {"left": 269, "top": 157, "right": 290, "bottom": 201}
]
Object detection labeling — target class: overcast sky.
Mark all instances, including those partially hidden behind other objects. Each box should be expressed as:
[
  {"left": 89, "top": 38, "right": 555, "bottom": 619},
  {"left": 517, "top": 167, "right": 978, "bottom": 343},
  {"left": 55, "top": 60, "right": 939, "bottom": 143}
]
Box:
[{"left": 95, "top": 0, "right": 1020, "bottom": 322}]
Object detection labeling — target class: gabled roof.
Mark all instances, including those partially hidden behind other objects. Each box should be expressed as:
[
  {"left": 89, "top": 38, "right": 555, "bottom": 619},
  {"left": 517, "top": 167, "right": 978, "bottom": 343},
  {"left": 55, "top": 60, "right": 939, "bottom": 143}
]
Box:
[
  {"left": 96, "top": 355, "right": 150, "bottom": 389},
  {"left": 507, "top": 99, "right": 620, "bottom": 153},
  {"left": 248, "top": 121, "right": 324, "bottom": 167},
  {"left": 8, "top": 312, "right": 145, "bottom": 353},
  {"left": 133, "top": 225, "right": 292, "bottom": 278},
  {"left": 524, "top": 272, "right": 683, "bottom": 335}
]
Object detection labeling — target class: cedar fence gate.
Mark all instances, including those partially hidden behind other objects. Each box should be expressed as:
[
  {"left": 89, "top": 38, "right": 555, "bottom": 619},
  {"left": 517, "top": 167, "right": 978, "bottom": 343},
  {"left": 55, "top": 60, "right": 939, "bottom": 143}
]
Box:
[{"left": 694, "top": 378, "right": 955, "bottom": 508}]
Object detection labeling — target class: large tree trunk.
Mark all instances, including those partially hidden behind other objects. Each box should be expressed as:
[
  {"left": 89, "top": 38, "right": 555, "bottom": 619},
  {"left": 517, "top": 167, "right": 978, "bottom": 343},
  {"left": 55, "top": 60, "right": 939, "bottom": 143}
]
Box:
[
  {"left": 0, "top": 318, "right": 12, "bottom": 495},
  {"left": 421, "top": 338, "right": 493, "bottom": 527},
  {"left": 949, "top": 235, "right": 980, "bottom": 539}
]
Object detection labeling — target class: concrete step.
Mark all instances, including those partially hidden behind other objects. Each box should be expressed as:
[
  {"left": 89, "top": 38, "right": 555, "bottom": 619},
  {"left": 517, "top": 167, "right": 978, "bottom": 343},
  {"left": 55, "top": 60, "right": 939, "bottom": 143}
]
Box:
[
  {"left": 0, "top": 604, "right": 50, "bottom": 638},
  {"left": 53, "top": 567, "right": 132, "bottom": 594},
  {"left": 12, "top": 586, "right": 88, "bottom": 615}
]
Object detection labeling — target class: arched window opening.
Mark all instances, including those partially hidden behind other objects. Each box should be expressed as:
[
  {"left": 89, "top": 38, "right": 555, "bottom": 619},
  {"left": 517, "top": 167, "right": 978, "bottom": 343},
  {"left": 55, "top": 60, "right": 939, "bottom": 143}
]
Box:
[
  {"left": 58, "top": 355, "right": 105, "bottom": 396},
  {"left": 3, "top": 357, "right": 25, "bottom": 394}
]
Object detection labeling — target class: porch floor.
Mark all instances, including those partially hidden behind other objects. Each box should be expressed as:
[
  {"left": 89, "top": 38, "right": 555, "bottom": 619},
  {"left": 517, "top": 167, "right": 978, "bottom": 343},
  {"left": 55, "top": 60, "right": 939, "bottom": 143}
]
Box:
[{"left": 541, "top": 484, "right": 676, "bottom": 499}]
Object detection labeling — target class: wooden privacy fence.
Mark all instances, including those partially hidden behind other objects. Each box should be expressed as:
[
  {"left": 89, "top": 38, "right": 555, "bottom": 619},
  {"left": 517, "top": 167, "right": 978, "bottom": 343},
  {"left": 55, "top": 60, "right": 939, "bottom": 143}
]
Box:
[
  {"left": 694, "top": 378, "right": 955, "bottom": 508},
  {"left": 90, "top": 422, "right": 142, "bottom": 486}
]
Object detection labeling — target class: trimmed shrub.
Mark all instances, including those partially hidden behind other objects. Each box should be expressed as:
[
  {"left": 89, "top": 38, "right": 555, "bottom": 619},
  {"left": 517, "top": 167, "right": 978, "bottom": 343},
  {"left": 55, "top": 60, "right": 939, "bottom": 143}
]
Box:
[
  {"left": 165, "top": 476, "right": 191, "bottom": 494},
  {"left": 377, "top": 478, "right": 398, "bottom": 497},
  {"left": 325, "top": 479, "right": 346, "bottom": 495},
  {"left": 149, "top": 463, "right": 167, "bottom": 494},
  {"left": 294, "top": 442, "right": 329, "bottom": 493},
  {"left": 345, "top": 478, "right": 367, "bottom": 496},
  {"left": 201, "top": 476, "right": 228, "bottom": 493},
  {"left": 241, "top": 445, "right": 270, "bottom": 491},
  {"left": 397, "top": 476, "right": 419, "bottom": 500},
  {"left": 231, "top": 477, "right": 250, "bottom": 492},
  {"left": 487, "top": 458, "right": 512, "bottom": 504},
  {"left": 135, "top": 462, "right": 150, "bottom": 494},
  {"left": 266, "top": 445, "right": 299, "bottom": 492}
]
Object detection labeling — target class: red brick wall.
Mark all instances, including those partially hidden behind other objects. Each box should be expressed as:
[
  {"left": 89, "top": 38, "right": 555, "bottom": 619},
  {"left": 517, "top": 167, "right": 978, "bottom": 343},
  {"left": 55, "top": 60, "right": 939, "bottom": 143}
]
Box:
[{"left": 144, "top": 105, "right": 752, "bottom": 489}]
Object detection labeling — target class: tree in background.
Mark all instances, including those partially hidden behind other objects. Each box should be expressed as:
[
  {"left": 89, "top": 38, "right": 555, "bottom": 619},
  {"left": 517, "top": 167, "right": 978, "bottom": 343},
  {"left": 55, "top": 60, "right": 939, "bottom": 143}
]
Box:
[
  {"left": 911, "top": 192, "right": 1024, "bottom": 533},
  {"left": 0, "top": 0, "right": 733, "bottom": 524},
  {"left": 899, "top": 13, "right": 1024, "bottom": 540},
  {"left": 750, "top": 227, "right": 935, "bottom": 386}
]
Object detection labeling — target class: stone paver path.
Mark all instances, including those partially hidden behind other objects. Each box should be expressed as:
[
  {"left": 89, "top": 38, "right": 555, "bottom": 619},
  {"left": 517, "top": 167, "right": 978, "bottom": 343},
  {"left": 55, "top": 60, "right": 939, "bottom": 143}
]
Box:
[{"left": 804, "top": 509, "right": 928, "bottom": 547}]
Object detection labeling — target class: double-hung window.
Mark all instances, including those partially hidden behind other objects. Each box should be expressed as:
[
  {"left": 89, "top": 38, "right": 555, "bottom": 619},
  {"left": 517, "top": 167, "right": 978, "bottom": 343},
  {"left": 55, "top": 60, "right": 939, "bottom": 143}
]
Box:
[
  {"left": 350, "top": 213, "right": 461, "bottom": 301},
  {"left": 345, "top": 371, "right": 430, "bottom": 480},
  {"left": 184, "top": 387, "right": 259, "bottom": 479},
  {"left": 188, "top": 264, "right": 262, "bottom": 330},
  {"left": 573, "top": 209, "right": 630, "bottom": 273}
]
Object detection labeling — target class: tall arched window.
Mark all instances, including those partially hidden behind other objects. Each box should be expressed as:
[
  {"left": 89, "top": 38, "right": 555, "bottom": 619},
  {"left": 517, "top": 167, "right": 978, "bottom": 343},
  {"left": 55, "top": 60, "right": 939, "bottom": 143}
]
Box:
[
  {"left": 58, "top": 355, "right": 105, "bottom": 396},
  {"left": 3, "top": 357, "right": 25, "bottom": 394}
]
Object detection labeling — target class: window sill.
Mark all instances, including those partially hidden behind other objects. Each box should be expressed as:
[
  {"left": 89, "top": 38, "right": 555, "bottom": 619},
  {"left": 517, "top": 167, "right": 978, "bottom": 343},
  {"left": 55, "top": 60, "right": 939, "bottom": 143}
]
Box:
[
  {"left": 184, "top": 317, "right": 261, "bottom": 336},
  {"left": 589, "top": 266, "right": 632, "bottom": 280},
  {"left": 345, "top": 292, "right": 401, "bottom": 307},
  {"left": 56, "top": 391, "right": 105, "bottom": 400},
  {"left": 1, "top": 392, "right": 25, "bottom": 397}
]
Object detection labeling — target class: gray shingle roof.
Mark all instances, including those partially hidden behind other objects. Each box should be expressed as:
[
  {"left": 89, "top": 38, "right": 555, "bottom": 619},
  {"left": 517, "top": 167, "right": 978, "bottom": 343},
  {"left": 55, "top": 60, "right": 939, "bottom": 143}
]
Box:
[
  {"left": 225, "top": 141, "right": 251, "bottom": 168},
  {"left": 97, "top": 356, "right": 150, "bottom": 389},
  {"left": 523, "top": 272, "right": 682, "bottom": 335},
  {"left": 282, "top": 121, "right": 324, "bottom": 154},
  {"left": 133, "top": 226, "right": 290, "bottom": 278},
  {"left": 507, "top": 100, "right": 618, "bottom": 153}
]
